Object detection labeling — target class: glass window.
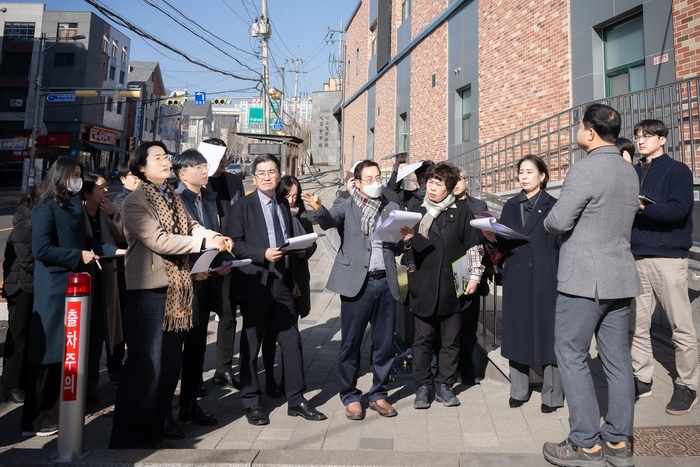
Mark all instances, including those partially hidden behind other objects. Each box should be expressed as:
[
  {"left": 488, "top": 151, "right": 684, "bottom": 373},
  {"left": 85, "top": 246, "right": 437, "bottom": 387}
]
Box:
[
  {"left": 112, "top": 40, "right": 118, "bottom": 58},
  {"left": 402, "top": 0, "right": 412, "bottom": 23},
  {"left": 121, "top": 46, "right": 128, "bottom": 63},
  {"left": 604, "top": 15, "right": 645, "bottom": 96},
  {"left": 57, "top": 23, "right": 78, "bottom": 41},
  {"left": 3, "top": 22, "right": 36, "bottom": 41},
  {"left": 109, "top": 66, "right": 116, "bottom": 80},
  {"left": 53, "top": 53, "right": 75, "bottom": 67},
  {"left": 0, "top": 52, "right": 32, "bottom": 75},
  {"left": 106, "top": 97, "right": 113, "bottom": 112},
  {"left": 119, "top": 70, "right": 125, "bottom": 84},
  {"left": 368, "top": 127, "right": 375, "bottom": 160},
  {"left": 370, "top": 26, "right": 377, "bottom": 57},
  {"left": 460, "top": 87, "right": 472, "bottom": 143},
  {"left": 102, "top": 36, "right": 109, "bottom": 53},
  {"left": 400, "top": 113, "right": 408, "bottom": 152}
]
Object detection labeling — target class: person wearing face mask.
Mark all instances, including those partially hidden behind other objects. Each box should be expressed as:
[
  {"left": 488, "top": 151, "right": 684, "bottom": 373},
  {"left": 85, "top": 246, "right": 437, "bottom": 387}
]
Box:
[
  {"left": 483, "top": 155, "right": 563, "bottom": 414},
  {"left": 21, "top": 157, "right": 122, "bottom": 437},
  {"left": 302, "top": 160, "right": 414, "bottom": 420},
  {"left": 261, "top": 175, "right": 318, "bottom": 398}
]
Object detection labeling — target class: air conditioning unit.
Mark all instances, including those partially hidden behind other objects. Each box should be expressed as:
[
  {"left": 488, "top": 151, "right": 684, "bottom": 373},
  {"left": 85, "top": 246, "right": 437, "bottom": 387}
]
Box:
[{"left": 10, "top": 99, "right": 23, "bottom": 107}]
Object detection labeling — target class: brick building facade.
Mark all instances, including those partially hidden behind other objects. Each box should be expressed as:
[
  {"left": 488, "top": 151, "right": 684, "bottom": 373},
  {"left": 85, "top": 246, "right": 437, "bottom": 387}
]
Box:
[{"left": 342, "top": 0, "right": 698, "bottom": 192}]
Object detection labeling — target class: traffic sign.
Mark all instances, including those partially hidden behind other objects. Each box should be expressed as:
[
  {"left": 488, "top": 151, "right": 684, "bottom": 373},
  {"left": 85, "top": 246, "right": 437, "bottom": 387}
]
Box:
[
  {"left": 271, "top": 118, "right": 283, "bottom": 130},
  {"left": 46, "top": 94, "right": 76, "bottom": 103},
  {"left": 194, "top": 92, "right": 206, "bottom": 105}
]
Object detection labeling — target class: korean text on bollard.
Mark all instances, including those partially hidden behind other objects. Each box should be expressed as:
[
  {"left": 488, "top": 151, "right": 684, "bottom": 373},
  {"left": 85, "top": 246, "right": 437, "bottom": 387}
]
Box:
[{"left": 51, "top": 273, "right": 91, "bottom": 463}]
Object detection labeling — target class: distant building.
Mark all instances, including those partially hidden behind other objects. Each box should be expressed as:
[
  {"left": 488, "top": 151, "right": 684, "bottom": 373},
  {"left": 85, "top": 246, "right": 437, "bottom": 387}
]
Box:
[
  {"left": 311, "top": 89, "right": 341, "bottom": 166},
  {"left": 179, "top": 99, "right": 213, "bottom": 151},
  {"left": 126, "top": 61, "right": 169, "bottom": 155}
]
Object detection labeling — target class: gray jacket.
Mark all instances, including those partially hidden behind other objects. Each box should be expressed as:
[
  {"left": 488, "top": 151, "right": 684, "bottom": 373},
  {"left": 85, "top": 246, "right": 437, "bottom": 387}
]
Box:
[
  {"left": 544, "top": 145, "right": 643, "bottom": 300},
  {"left": 315, "top": 196, "right": 402, "bottom": 300}
]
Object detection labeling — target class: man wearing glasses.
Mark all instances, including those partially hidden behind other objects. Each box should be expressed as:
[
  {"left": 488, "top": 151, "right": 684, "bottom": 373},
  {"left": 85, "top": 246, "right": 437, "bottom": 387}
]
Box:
[
  {"left": 230, "top": 154, "right": 326, "bottom": 425},
  {"left": 302, "top": 160, "right": 413, "bottom": 421},
  {"left": 629, "top": 119, "right": 698, "bottom": 415}
]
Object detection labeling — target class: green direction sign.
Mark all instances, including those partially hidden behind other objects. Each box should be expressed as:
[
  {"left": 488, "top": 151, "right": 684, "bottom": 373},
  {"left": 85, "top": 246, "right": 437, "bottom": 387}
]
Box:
[{"left": 248, "top": 107, "right": 263, "bottom": 130}]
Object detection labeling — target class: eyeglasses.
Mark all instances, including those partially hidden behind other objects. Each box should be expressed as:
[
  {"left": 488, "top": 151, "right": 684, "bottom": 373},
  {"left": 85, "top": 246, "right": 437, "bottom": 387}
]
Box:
[
  {"left": 361, "top": 176, "right": 382, "bottom": 184},
  {"left": 254, "top": 170, "right": 279, "bottom": 179},
  {"left": 633, "top": 134, "right": 657, "bottom": 142},
  {"left": 187, "top": 164, "right": 210, "bottom": 173},
  {"left": 150, "top": 154, "right": 169, "bottom": 163}
]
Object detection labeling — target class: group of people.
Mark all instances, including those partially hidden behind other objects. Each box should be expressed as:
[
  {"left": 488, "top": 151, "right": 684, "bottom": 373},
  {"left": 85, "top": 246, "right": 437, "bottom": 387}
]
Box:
[{"left": 0, "top": 104, "right": 697, "bottom": 465}]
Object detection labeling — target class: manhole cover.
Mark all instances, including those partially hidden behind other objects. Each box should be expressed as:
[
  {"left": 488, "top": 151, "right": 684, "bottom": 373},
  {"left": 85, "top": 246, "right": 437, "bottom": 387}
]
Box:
[{"left": 633, "top": 425, "right": 700, "bottom": 457}]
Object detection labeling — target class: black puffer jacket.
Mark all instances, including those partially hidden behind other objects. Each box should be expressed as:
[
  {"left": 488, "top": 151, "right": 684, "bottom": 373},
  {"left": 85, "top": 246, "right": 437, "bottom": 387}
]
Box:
[{"left": 2, "top": 203, "right": 34, "bottom": 297}]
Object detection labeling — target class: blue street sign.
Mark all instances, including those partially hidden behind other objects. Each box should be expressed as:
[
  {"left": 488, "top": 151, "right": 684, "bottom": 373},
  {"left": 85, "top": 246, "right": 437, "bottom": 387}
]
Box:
[
  {"left": 271, "top": 117, "right": 283, "bottom": 130},
  {"left": 46, "top": 94, "right": 76, "bottom": 102},
  {"left": 194, "top": 92, "right": 206, "bottom": 105}
]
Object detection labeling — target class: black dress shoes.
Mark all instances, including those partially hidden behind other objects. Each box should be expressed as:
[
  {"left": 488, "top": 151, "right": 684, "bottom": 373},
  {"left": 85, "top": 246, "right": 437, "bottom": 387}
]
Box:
[
  {"left": 288, "top": 402, "right": 327, "bottom": 421},
  {"left": 244, "top": 405, "right": 270, "bottom": 426},
  {"left": 179, "top": 404, "right": 218, "bottom": 426},
  {"left": 197, "top": 383, "right": 208, "bottom": 398},
  {"left": 213, "top": 371, "right": 241, "bottom": 390},
  {"left": 3, "top": 388, "right": 25, "bottom": 404},
  {"left": 163, "top": 415, "right": 185, "bottom": 440},
  {"left": 265, "top": 381, "right": 283, "bottom": 398},
  {"left": 509, "top": 397, "right": 526, "bottom": 408}
]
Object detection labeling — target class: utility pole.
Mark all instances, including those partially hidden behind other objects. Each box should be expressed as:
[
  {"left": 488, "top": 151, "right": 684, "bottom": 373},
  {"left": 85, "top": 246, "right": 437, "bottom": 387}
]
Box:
[
  {"left": 261, "top": 0, "right": 271, "bottom": 134},
  {"left": 280, "top": 67, "right": 285, "bottom": 127}
]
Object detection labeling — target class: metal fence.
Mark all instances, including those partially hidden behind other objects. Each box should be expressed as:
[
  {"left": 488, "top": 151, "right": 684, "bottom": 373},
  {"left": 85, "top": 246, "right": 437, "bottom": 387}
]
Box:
[{"left": 451, "top": 76, "right": 700, "bottom": 194}]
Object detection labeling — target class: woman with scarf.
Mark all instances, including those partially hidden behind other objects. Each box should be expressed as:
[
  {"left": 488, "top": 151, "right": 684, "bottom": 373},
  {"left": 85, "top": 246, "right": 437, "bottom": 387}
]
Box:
[
  {"left": 483, "top": 154, "right": 563, "bottom": 413},
  {"left": 22, "top": 157, "right": 119, "bottom": 437},
  {"left": 109, "top": 141, "right": 232, "bottom": 449},
  {"left": 407, "top": 162, "right": 483, "bottom": 410}
]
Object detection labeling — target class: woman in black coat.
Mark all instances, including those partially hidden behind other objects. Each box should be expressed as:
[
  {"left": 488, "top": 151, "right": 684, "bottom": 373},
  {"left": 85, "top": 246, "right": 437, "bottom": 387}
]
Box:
[
  {"left": 484, "top": 155, "right": 563, "bottom": 413},
  {"left": 22, "top": 157, "right": 119, "bottom": 437},
  {"left": 1, "top": 191, "right": 38, "bottom": 404},
  {"left": 407, "top": 163, "right": 483, "bottom": 409}
]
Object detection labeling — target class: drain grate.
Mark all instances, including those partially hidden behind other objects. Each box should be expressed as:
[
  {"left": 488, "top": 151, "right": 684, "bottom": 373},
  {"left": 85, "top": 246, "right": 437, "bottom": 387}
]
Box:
[{"left": 633, "top": 425, "right": 700, "bottom": 457}]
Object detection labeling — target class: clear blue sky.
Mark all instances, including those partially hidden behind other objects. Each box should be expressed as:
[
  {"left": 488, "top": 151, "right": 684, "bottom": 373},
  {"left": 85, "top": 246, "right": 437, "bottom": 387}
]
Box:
[{"left": 12, "top": 0, "right": 356, "bottom": 99}]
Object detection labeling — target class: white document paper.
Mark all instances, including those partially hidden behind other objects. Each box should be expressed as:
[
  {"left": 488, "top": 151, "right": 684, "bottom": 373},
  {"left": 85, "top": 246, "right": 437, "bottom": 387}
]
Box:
[
  {"left": 370, "top": 210, "right": 422, "bottom": 243},
  {"left": 452, "top": 253, "right": 470, "bottom": 298},
  {"left": 278, "top": 232, "right": 319, "bottom": 251},
  {"left": 197, "top": 142, "right": 227, "bottom": 176},
  {"left": 208, "top": 258, "right": 252, "bottom": 272},
  {"left": 396, "top": 160, "right": 427, "bottom": 182},
  {"left": 469, "top": 217, "right": 529, "bottom": 240},
  {"left": 190, "top": 248, "right": 220, "bottom": 274}
]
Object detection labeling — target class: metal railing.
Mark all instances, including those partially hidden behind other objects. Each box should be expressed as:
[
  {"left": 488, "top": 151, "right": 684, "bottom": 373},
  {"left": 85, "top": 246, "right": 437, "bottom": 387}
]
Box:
[{"left": 451, "top": 76, "right": 700, "bottom": 195}]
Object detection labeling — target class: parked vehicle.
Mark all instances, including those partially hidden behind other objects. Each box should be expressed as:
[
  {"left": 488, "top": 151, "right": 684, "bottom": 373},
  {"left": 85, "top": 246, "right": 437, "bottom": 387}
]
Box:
[{"left": 226, "top": 163, "right": 246, "bottom": 179}]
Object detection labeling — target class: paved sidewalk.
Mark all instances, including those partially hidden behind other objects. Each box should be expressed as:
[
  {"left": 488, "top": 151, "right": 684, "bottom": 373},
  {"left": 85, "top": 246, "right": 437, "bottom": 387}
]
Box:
[{"left": 0, "top": 169, "right": 698, "bottom": 466}]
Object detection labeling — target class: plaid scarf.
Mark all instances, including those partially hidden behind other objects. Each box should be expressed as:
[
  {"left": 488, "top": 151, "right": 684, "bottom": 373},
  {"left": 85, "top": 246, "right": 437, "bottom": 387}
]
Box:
[
  {"left": 352, "top": 189, "right": 382, "bottom": 235},
  {"left": 141, "top": 180, "right": 194, "bottom": 332}
]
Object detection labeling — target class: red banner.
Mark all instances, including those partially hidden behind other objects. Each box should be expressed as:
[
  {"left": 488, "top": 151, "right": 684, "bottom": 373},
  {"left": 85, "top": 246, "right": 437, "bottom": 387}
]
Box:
[{"left": 62, "top": 301, "right": 82, "bottom": 401}]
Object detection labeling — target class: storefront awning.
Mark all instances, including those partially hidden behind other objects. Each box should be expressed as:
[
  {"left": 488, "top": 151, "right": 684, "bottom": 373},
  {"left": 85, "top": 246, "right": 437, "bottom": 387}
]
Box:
[{"left": 83, "top": 141, "right": 128, "bottom": 153}]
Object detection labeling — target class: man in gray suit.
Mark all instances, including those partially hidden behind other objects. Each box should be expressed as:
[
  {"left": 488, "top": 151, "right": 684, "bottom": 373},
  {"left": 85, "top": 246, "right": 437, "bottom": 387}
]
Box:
[
  {"left": 302, "top": 160, "right": 413, "bottom": 421},
  {"left": 542, "top": 104, "right": 643, "bottom": 467}
]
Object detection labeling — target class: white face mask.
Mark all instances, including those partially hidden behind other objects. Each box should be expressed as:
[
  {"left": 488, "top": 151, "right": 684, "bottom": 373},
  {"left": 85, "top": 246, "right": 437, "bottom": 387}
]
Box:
[
  {"left": 361, "top": 182, "right": 382, "bottom": 199},
  {"left": 67, "top": 177, "right": 83, "bottom": 193},
  {"left": 289, "top": 206, "right": 300, "bottom": 216}
]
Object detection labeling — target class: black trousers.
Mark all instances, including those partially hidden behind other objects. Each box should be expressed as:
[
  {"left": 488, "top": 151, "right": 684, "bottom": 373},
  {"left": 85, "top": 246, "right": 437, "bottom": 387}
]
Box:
[
  {"left": 179, "top": 277, "right": 221, "bottom": 416},
  {"left": 2, "top": 289, "right": 33, "bottom": 391},
  {"left": 109, "top": 289, "right": 185, "bottom": 449},
  {"left": 239, "top": 273, "right": 306, "bottom": 408},
  {"left": 21, "top": 362, "right": 61, "bottom": 432},
  {"left": 413, "top": 312, "right": 463, "bottom": 394},
  {"left": 217, "top": 273, "right": 238, "bottom": 373},
  {"left": 458, "top": 294, "right": 480, "bottom": 380}
]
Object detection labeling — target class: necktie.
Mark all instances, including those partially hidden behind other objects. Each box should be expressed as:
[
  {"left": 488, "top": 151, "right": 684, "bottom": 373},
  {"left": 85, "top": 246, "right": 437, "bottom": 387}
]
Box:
[{"left": 270, "top": 200, "right": 286, "bottom": 275}]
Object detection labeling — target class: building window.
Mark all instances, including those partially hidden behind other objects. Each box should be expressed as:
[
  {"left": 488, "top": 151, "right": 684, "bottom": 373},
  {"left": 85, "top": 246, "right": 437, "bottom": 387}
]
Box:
[
  {"left": 431, "top": 74, "right": 436, "bottom": 88},
  {"left": 112, "top": 40, "right": 118, "bottom": 58},
  {"left": 57, "top": 23, "right": 78, "bottom": 41},
  {"left": 121, "top": 46, "right": 128, "bottom": 63},
  {"left": 370, "top": 26, "right": 377, "bottom": 58},
  {"left": 459, "top": 86, "right": 472, "bottom": 143},
  {"left": 119, "top": 70, "right": 125, "bottom": 84},
  {"left": 351, "top": 135, "right": 355, "bottom": 164},
  {"left": 106, "top": 97, "right": 113, "bottom": 112},
  {"left": 605, "top": 15, "right": 645, "bottom": 96},
  {"left": 368, "top": 127, "right": 375, "bottom": 159},
  {"left": 3, "top": 22, "right": 35, "bottom": 41},
  {"left": 0, "top": 52, "right": 32, "bottom": 75},
  {"left": 399, "top": 112, "right": 408, "bottom": 152},
  {"left": 54, "top": 53, "right": 75, "bottom": 67},
  {"left": 356, "top": 48, "right": 359, "bottom": 74},
  {"left": 117, "top": 101, "right": 123, "bottom": 115},
  {"left": 109, "top": 66, "right": 116, "bottom": 80},
  {"left": 102, "top": 36, "right": 109, "bottom": 53},
  {"left": 347, "top": 61, "right": 350, "bottom": 85},
  {"left": 401, "top": 0, "right": 412, "bottom": 23}
]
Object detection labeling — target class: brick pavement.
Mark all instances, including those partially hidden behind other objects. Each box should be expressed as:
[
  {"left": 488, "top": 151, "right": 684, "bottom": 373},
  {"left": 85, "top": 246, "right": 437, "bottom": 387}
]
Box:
[{"left": 0, "top": 170, "right": 698, "bottom": 466}]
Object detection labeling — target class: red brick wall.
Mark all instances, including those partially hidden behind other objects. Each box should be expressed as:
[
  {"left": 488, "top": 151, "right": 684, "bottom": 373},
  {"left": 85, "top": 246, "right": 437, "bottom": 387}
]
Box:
[
  {"left": 375, "top": 67, "right": 397, "bottom": 161},
  {"left": 410, "top": 23, "right": 448, "bottom": 163},
  {"left": 673, "top": 0, "right": 700, "bottom": 80},
  {"left": 478, "top": 0, "right": 571, "bottom": 143},
  {"left": 412, "top": 0, "right": 448, "bottom": 37},
  {"left": 342, "top": 92, "right": 368, "bottom": 172},
  {"left": 345, "top": 1, "right": 370, "bottom": 100}
]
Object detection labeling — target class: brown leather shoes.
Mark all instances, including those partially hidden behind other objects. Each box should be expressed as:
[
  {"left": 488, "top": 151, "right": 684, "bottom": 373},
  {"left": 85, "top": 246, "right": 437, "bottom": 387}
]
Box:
[
  {"left": 369, "top": 399, "right": 397, "bottom": 417},
  {"left": 345, "top": 401, "right": 365, "bottom": 420}
]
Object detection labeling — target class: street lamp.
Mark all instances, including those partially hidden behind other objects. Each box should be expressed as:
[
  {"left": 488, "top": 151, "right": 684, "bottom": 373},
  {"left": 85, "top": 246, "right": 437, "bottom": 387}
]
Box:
[{"left": 26, "top": 32, "right": 85, "bottom": 193}]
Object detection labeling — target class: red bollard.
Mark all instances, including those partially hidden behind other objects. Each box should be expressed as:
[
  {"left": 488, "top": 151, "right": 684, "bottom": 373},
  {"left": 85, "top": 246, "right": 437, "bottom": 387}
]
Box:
[{"left": 51, "top": 273, "right": 91, "bottom": 463}]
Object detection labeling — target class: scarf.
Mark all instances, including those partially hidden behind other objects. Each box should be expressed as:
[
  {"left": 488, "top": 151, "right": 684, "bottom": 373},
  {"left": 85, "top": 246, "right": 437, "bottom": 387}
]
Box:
[
  {"left": 141, "top": 180, "right": 194, "bottom": 332},
  {"left": 419, "top": 192, "right": 456, "bottom": 239},
  {"left": 352, "top": 189, "right": 382, "bottom": 235}
]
